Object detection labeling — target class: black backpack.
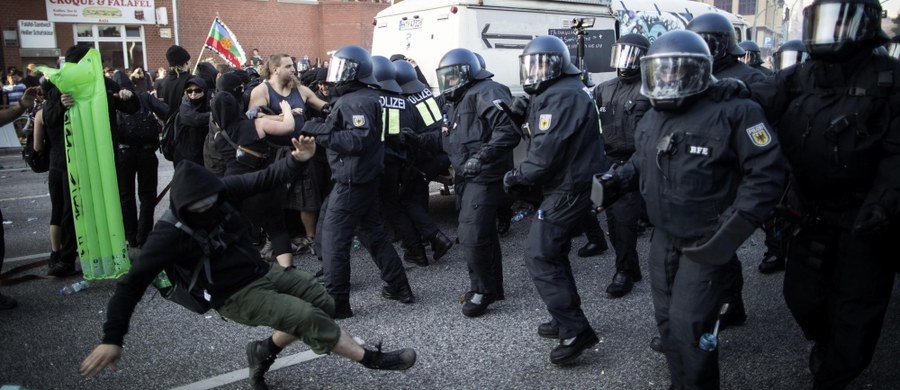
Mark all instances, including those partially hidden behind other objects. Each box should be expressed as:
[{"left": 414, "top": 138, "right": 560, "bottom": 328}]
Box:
[
  {"left": 159, "top": 112, "right": 179, "bottom": 161},
  {"left": 154, "top": 207, "right": 232, "bottom": 314},
  {"left": 117, "top": 95, "right": 161, "bottom": 147}
]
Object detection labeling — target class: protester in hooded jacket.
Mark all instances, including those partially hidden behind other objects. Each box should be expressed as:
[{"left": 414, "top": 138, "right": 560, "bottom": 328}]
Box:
[
  {"left": 111, "top": 70, "right": 167, "bottom": 248},
  {"left": 175, "top": 77, "right": 211, "bottom": 166},
  {"left": 212, "top": 73, "right": 297, "bottom": 268}
]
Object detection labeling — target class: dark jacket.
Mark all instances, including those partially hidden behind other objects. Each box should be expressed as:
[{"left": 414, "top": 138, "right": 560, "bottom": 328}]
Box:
[
  {"left": 160, "top": 70, "right": 191, "bottom": 119},
  {"left": 101, "top": 157, "right": 305, "bottom": 346},
  {"left": 750, "top": 50, "right": 900, "bottom": 221},
  {"left": 176, "top": 77, "right": 211, "bottom": 165},
  {"left": 714, "top": 56, "right": 767, "bottom": 84},
  {"left": 317, "top": 85, "right": 385, "bottom": 184},
  {"left": 617, "top": 92, "right": 787, "bottom": 241},
  {"left": 513, "top": 76, "right": 604, "bottom": 193},
  {"left": 442, "top": 79, "right": 520, "bottom": 184},
  {"left": 593, "top": 76, "right": 650, "bottom": 163}
]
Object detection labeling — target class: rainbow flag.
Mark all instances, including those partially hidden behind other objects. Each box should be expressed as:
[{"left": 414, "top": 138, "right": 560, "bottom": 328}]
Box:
[{"left": 204, "top": 17, "right": 246, "bottom": 68}]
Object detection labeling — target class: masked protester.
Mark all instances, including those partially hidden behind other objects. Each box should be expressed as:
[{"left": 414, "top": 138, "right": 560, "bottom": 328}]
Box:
[{"left": 78, "top": 141, "right": 418, "bottom": 390}]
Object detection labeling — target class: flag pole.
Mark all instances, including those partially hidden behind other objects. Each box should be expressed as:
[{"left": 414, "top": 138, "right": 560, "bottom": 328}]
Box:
[{"left": 193, "top": 17, "right": 218, "bottom": 74}]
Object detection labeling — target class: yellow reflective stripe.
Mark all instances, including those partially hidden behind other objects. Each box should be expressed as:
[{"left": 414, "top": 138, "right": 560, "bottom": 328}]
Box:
[
  {"left": 416, "top": 97, "right": 441, "bottom": 126},
  {"left": 381, "top": 108, "right": 388, "bottom": 141},
  {"left": 388, "top": 108, "right": 400, "bottom": 135}
]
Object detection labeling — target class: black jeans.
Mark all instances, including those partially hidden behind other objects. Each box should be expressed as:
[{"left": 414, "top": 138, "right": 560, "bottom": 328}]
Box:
[
  {"left": 455, "top": 180, "right": 504, "bottom": 299},
  {"left": 116, "top": 147, "right": 158, "bottom": 246}
]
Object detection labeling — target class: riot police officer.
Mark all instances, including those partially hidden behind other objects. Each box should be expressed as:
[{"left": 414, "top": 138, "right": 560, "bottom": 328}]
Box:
[
  {"left": 301, "top": 45, "right": 415, "bottom": 319},
  {"left": 749, "top": 0, "right": 899, "bottom": 387},
  {"left": 738, "top": 40, "right": 775, "bottom": 76},
  {"left": 392, "top": 59, "right": 454, "bottom": 263},
  {"left": 503, "top": 35, "right": 605, "bottom": 365},
  {"left": 772, "top": 40, "right": 810, "bottom": 72},
  {"left": 436, "top": 48, "right": 520, "bottom": 317},
  {"left": 592, "top": 33, "right": 651, "bottom": 298},
  {"left": 599, "top": 30, "right": 785, "bottom": 388},
  {"left": 687, "top": 12, "right": 768, "bottom": 328},
  {"left": 688, "top": 13, "right": 768, "bottom": 84}
]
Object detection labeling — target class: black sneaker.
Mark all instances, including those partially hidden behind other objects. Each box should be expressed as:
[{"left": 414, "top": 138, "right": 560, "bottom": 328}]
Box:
[
  {"left": 606, "top": 271, "right": 635, "bottom": 298},
  {"left": 0, "top": 292, "right": 18, "bottom": 310},
  {"left": 537, "top": 322, "right": 558, "bottom": 339},
  {"left": 719, "top": 298, "right": 747, "bottom": 330},
  {"left": 47, "top": 262, "right": 79, "bottom": 277},
  {"left": 576, "top": 241, "right": 608, "bottom": 258},
  {"left": 361, "top": 343, "right": 417, "bottom": 370},
  {"left": 334, "top": 299, "right": 354, "bottom": 319},
  {"left": 246, "top": 340, "right": 276, "bottom": 390},
  {"left": 382, "top": 283, "right": 415, "bottom": 304},
  {"left": 549, "top": 327, "right": 599, "bottom": 365},
  {"left": 462, "top": 292, "right": 494, "bottom": 318}
]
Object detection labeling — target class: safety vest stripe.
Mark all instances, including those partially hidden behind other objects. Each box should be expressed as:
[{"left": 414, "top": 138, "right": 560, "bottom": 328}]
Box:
[
  {"left": 381, "top": 107, "right": 400, "bottom": 141},
  {"left": 416, "top": 97, "right": 441, "bottom": 127}
]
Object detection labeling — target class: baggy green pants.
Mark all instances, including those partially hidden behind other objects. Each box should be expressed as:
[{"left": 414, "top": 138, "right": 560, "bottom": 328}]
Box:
[{"left": 218, "top": 265, "right": 340, "bottom": 354}]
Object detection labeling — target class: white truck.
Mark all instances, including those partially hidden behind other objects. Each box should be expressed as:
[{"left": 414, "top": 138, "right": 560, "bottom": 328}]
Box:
[{"left": 370, "top": 0, "right": 748, "bottom": 92}]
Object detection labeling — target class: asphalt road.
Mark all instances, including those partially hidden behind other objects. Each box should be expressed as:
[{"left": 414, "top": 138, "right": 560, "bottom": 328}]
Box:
[{"left": 1, "top": 149, "right": 898, "bottom": 390}]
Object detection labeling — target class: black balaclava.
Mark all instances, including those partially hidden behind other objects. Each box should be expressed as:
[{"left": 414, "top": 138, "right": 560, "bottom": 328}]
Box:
[
  {"left": 64, "top": 43, "right": 92, "bottom": 63},
  {"left": 216, "top": 72, "right": 244, "bottom": 101},
  {"left": 169, "top": 160, "right": 227, "bottom": 230},
  {"left": 211, "top": 91, "right": 241, "bottom": 130},
  {"left": 184, "top": 76, "right": 208, "bottom": 106}
]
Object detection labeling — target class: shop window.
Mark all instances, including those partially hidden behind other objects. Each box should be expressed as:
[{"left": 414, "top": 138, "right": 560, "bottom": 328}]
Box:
[
  {"left": 99, "top": 25, "right": 122, "bottom": 38},
  {"left": 74, "top": 25, "right": 145, "bottom": 71},
  {"left": 76, "top": 24, "right": 93, "bottom": 38}
]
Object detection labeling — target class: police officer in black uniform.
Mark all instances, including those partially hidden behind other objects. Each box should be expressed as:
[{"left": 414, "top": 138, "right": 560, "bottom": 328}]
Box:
[
  {"left": 749, "top": 1, "right": 899, "bottom": 387},
  {"left": 687, "top": 12, "right": 768, "bottom": 328},
  {"left": 503, "top": 35, "right": 605, "bottom": 365},
  {"left": 599, "top": 30, "right": 786, "bottom": 388},
  {"left": 371, "top": 55, "right": 417, "bottom": 262},
  {"left": 436, "top": 48, "right": 520, "bottom": 318},
  {"left": 772, "top": 40, "right": 810, "bottom": 72},
  {"left": 301, "top": 45, "right": 415, "bottom": 319},
  {"left": 738, "top": 40, "right": 775, "bottom": 76},
  {"left": 592, "top": 33, "right": 652, "bottom": 298},
  {"left": 392, "top": 59, "right": 455, "bottom": 263}
]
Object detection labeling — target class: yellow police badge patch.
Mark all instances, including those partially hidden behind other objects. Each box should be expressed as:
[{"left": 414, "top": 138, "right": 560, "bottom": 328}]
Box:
[
  {"left": 746, "top": 123, "right": 771, "bottom": 147},
  {"left": 352, "top": 115, "right": 366, "bottom": 127},
  {"left": 538, "top": 114, "right": 552, "bottom": 131}
]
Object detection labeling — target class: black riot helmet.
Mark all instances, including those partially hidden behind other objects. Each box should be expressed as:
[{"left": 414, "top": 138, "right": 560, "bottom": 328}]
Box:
[
  {"left": 738, "top": 40, "right": 764, "bottom": 66},
  {"left": 436, "top": 48, "right": 485, "bottom": 102},
  {"left": 610, "top": 33, "right": 651, "bottom": 81},
  {"left": 372, "top": 55, "right": 402, "bottom": 94},
  {"left": 518, "top": 35, "right": 581, "bottom": 95},
  {"left": 772, "top": 40, "right": 810, "bottom": 71},
  {"left": 802, "top": 0, "right": 889, "bottom": 62},
  {"left": 640, "top": 30, "right": 713, "bottom": 112},
  {"left": 327, "top": 45, "right": 378, "bottom": 87},
  {"left": 888, "top": 35, "right": 900, "bottom": 60},
  {"left": 687, "top": 13, "right": 745, "bottom": 62},
  {"left": 393, "top": 59, "right": 427, "bottom": 95}
]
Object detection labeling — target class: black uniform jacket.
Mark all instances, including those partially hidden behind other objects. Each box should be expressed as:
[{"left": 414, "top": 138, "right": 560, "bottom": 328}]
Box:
[
  {"left": 618, "top": 93, "right": 787, "bottom": 240},
  {"left": 750, "top": 51, "right": 900, "bottom": 217},
  {"left": 593, "top": 77, "right": 650, "bottom": 163},
  {"left": 319, "top": 86, "right": 385, "bottom": 184},
  {"left": 442, "top": 79, "right": 520, "bottom": 184},
  {"left": 514, "top": 76, "right": 605, "bottom": 193}
]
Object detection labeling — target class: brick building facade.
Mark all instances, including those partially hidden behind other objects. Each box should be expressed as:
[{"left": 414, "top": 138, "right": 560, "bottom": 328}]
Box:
[{"left": 1, "top": 0, "right": 389, "bottom": 75}]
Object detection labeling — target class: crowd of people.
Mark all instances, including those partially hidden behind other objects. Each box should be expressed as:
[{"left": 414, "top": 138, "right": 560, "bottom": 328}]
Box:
[{"left": 1, "top": 0, "right": 898, "bottom": 389}]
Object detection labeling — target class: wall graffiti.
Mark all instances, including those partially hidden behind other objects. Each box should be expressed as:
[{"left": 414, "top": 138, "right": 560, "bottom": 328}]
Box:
[{"left": 616, "top": 10, "right": 695, "bottom": 44}]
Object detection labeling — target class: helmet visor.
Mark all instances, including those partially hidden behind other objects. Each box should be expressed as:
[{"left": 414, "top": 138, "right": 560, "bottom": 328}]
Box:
[
  {"left": 436, "top": 64, "right": 471, "bottom": 96},
  {"left": 640, "top": 54, "right": 712, "bottom": 100},
  {"left": 610, "top": 43, "right": 647, "bottom": 70},
  {"left": 802, "top": 3, "right": 877, "bottom": 47},
  {"left": 773, "top": 50, "right": 809, "bottom": 71},
  {"left": 326, "top": 56, "right": 359, "bottom": 83},
  {"left": 887, "top": 42, "right": 900, "bottom": 59},
  {"left": 518, "top": 53, "right": 563, "bottom": 87}
]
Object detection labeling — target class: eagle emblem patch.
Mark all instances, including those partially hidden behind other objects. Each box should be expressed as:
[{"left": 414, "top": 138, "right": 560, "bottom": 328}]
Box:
[
  {"left": 746, "top": 123, "right": 771, "bottom": 147},
  {"left": 352, "top": 115, "right": 366, "bottom": 127},
  {"left": 538, "top": 114, "right": 552, "bottom": 131}
]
